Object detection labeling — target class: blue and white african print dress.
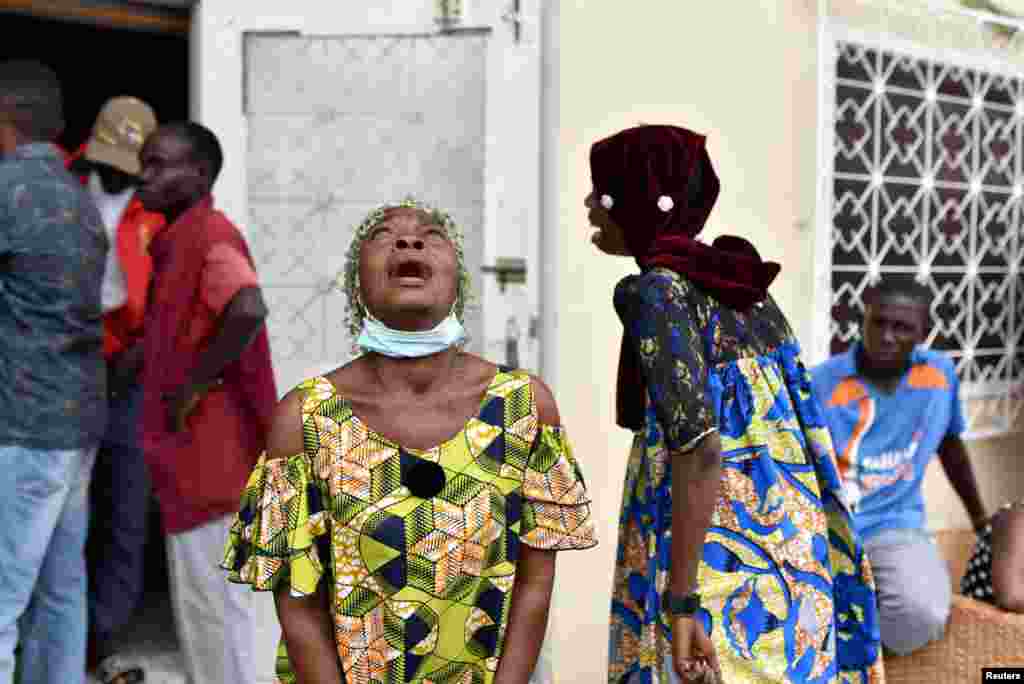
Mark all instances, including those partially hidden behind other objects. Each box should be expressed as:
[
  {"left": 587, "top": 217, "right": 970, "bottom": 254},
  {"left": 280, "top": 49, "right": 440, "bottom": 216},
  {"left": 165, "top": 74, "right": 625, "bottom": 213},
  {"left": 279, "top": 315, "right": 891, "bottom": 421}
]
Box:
[{"left": 608, "top": 268, "right": 884, "bottom": 684}]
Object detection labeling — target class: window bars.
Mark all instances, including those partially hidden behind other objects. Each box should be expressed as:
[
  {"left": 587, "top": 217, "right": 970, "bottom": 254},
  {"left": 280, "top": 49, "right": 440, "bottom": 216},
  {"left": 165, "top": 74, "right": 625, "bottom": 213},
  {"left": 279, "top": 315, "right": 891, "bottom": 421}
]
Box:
[{"left": 818, "top": 0, "right": 1024, "bottom": 437}]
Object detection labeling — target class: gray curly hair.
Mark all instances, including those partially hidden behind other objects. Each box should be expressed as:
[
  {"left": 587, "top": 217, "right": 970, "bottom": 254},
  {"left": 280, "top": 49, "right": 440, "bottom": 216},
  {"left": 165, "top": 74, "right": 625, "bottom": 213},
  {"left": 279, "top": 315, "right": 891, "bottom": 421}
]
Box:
[{"left": 338, "top": 197, "right": 473, "bottom": 352}]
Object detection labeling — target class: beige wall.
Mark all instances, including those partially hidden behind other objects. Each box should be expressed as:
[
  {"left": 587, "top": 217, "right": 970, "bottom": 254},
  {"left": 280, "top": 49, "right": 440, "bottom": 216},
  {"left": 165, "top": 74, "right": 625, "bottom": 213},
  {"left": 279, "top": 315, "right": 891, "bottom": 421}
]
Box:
[
  {"left": 551, "top": 2, "right": 1024, "bottom": 681},
  {"left": 924, "top": 435, "right": 1023, "bottom": 529}
]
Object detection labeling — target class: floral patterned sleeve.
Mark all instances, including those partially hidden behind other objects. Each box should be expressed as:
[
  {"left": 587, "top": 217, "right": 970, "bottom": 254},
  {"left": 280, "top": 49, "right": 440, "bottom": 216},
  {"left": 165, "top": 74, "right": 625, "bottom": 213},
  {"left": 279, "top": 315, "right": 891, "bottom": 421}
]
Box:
[
  {"left": 520, "top": 425, "right": 597, "bottom": 550},
  {"left": 613, "top": 269, "right": 716, "bottom": 453},
  {"left": 220, "top": 451, "right": 330, "bottom": 598}
]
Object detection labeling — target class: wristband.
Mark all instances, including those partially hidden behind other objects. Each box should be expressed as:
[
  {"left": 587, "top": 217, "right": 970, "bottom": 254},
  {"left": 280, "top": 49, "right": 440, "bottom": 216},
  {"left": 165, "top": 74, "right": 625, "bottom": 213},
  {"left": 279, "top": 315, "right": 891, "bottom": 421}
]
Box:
[{"left": 662, "top": 590, "right": 701, "bottom": 617}]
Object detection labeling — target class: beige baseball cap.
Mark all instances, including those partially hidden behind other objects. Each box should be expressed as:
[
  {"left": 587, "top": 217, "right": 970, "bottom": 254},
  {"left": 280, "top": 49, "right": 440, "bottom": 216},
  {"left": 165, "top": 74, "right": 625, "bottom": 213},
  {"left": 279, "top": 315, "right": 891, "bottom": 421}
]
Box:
[{"left": 83, "top": 96, "right": 157, "bottom": 177}]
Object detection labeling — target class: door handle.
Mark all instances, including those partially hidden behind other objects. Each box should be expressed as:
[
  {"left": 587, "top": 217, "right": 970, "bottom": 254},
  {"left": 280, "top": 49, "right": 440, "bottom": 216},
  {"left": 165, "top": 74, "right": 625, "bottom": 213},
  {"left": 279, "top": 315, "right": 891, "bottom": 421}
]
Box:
[
  {"left": 501, "top": 0, "right": 522, "bottom": 43},
  {"left": 481, "top": 257, "right": 526, "bottom": 292}
]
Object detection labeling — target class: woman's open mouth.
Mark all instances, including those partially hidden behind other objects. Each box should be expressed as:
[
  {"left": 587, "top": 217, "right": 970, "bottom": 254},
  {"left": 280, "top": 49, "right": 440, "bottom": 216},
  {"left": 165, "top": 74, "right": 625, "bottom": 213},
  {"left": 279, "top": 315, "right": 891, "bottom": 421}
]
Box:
[{"left": 391, "top": 258, "right": 432, "bottom": 286}]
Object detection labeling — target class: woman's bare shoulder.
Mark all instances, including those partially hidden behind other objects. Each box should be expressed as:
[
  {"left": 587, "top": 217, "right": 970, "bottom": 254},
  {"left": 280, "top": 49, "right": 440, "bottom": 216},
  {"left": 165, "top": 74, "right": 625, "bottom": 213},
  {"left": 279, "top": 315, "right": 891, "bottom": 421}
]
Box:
[
  {"left": 460, "top": 352, "right": 501, "bottom": 383},
  {"left": 454, "top": 353, "right": 560, "bottom": 426},
  {"left": 265, "top": 363, "right": 361, "bottom": 459},
  {"left": 522, "top": 372, "right": 560, "bottom": 427},
  {"left": 323, "top": 357, "right": 375, "bottom": 401},
  {"left": 265, "top": 388, "right": 307, "bottom": 460}
]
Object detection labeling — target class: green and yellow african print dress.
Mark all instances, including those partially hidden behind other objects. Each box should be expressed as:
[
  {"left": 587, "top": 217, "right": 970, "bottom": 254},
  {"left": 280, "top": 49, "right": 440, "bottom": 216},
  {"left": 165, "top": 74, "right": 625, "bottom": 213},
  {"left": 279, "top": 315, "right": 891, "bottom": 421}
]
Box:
[
  {"left": 608, "top": 269, "right": 884, "bottom": 684},
  {"left": 222, "top": 368, "right": 596, "bottom": 684}
]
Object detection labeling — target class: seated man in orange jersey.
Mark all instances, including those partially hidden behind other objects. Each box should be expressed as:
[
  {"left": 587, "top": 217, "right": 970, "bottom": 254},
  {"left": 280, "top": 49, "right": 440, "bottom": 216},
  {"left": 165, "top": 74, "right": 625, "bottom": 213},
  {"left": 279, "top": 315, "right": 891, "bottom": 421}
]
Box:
[{"left": 811, "top": 276, "right": 987, "bottom": 656}]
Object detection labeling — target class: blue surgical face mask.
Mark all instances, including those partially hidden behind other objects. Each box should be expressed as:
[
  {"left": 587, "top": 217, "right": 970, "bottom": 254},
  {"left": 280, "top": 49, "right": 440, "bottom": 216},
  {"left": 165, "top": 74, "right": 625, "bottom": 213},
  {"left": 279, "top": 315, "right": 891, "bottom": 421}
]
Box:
[{"left": 357, "top": 305, "right": 466, "bottom": 358}]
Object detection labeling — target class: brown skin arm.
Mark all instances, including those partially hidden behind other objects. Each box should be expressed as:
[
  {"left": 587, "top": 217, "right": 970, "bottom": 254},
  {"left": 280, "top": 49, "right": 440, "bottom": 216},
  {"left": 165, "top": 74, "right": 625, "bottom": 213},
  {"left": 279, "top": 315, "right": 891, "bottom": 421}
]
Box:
[
  {"left": 275, "top": 582, "right": 342, "bottom": 684},
  {"left": 266, "top": 390, "right": 344, "bottom": 682},
  {"left": 669, "top": 432, "right": 722, "bottom": 597},
  {"left": 492, "top": 546, "right": 556, "bottom": 684},
  {"left": 937, "top": 435, "right": 987, "bottom": 531},
  {"left": 490, "top": 377, "right": 562, "bottom": 684},
  {"left": 990, "top": 508, "right": 1024, "bottom": 613},
  {"left": 668, "top": 432, "right": 723, "bottom": 682},
  {"left": 167, "top": 286, "right": 269, "bottom": 431}
]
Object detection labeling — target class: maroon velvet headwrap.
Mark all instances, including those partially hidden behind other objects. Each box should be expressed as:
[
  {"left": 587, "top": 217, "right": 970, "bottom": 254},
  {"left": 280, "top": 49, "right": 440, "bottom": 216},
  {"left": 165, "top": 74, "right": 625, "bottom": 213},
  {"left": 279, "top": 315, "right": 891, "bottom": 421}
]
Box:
[{"left": 589, "top": 125, "right": 781, "bottom": 431}]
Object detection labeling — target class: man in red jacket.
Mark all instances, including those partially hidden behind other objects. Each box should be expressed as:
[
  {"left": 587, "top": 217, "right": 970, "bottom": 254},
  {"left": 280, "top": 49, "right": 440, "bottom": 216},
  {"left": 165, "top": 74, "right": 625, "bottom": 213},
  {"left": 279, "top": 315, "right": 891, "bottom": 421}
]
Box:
[
  {"left": 137, "top": 120, "right": 276, "bottom": 684},
  {"left": 72, "top": 96, "right": 165, "bottom": 684}
]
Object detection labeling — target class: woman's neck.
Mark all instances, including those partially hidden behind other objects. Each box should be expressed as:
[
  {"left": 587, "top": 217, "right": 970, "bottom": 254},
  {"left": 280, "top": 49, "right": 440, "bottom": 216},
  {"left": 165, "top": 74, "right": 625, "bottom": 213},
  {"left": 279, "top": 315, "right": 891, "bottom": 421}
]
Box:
[{"left": 366, "top": 347, "right": 462, "bottom": 397}]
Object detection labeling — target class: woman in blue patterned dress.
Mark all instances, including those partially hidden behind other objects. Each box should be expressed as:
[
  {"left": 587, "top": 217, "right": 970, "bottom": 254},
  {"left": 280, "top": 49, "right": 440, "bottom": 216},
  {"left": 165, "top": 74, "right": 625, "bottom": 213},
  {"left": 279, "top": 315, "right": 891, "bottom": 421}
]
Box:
[{"left": 590, "top": 125, "right": 885, "bottom": 684}]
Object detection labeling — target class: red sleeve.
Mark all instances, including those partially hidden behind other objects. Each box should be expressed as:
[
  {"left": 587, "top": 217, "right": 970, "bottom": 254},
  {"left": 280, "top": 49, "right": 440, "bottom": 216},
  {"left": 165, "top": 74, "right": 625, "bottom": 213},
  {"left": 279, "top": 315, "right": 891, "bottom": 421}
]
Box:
[
  {"left": 201, "top": 243, "right": 260, "bottom": 316},
  {"left": 62, "top": 142, "right": 88, "bottom": 171}
]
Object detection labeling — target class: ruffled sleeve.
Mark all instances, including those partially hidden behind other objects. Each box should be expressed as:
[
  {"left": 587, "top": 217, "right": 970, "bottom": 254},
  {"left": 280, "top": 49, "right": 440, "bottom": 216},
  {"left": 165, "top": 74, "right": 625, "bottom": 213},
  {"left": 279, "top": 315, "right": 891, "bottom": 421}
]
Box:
[
  {"left": 520, "top": 425, "right": 597, "bottom": 550},
  {"left": 221, "top": 451, "right": 330, "bottom": 597}
]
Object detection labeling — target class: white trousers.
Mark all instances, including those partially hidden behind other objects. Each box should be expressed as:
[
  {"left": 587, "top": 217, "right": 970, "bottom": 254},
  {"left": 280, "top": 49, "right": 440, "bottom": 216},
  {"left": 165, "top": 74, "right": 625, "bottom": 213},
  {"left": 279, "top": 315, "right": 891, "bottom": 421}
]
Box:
[
  {"left": 166, "top": 514, "right": 254, "bottom": 684},
  {"left": 529, "top": 633, "right": 555, "bottom": 684}
]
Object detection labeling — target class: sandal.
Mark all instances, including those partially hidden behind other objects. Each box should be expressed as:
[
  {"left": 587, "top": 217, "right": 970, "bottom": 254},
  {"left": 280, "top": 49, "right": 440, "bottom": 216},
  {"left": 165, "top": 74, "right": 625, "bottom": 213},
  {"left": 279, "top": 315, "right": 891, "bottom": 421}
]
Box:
[{"left": 96, "top": 655, "right": 145, "bottom": 684}]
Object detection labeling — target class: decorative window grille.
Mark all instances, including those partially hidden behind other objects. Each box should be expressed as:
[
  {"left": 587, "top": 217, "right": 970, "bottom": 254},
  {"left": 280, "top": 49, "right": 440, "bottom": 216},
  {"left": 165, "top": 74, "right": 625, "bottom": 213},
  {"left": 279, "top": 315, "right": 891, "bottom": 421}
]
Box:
[{"left": 821, "top": 34, "right": 1024, "bottom": 438}]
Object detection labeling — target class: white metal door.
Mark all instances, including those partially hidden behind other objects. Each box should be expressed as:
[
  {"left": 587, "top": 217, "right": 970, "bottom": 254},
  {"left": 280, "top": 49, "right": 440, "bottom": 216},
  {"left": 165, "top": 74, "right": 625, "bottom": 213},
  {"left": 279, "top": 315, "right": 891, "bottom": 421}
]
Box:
[
  {"left": 192, "top": 5, "right": 544, "bottom": 678},
  {"left": 239, "top": 1, "right": 542, "bottom": 393}
]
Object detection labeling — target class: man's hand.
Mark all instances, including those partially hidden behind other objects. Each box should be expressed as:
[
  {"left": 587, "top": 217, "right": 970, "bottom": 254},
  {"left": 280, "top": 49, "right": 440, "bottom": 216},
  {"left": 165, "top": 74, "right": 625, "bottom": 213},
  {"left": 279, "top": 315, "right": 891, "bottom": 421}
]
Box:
[
  {"left": 164, "top": 379, "right": 221, "bottom": 432},
  {"left": 672, "top": 616, "right": 721, "bottom": 683}
]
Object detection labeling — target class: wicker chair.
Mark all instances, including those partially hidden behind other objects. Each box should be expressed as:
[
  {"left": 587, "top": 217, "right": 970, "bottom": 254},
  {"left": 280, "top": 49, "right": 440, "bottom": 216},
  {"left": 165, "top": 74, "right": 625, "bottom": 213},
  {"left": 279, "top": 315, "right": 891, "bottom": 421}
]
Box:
[{"left": 882, "top": 528, "right": 1024, "bottom": 683}]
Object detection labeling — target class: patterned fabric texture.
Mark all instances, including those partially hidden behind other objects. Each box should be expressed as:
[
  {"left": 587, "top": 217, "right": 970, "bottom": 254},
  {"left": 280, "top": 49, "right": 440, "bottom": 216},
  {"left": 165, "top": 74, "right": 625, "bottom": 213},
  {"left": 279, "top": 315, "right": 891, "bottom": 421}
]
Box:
[
  {"left": 0, "top": 143, "right": 108, "bottom": 449},
  {"left": 608, "top": 269, "right": 884, "bottom": 684},
  {"left": 222, "top": 368, "right": 596, "bottom": 684},
  {"left": 961, "top": 499, "right": 1024, "bottom": 603},
  {"left": 961, "top": 522, "right": 996, "bottom": 603}
]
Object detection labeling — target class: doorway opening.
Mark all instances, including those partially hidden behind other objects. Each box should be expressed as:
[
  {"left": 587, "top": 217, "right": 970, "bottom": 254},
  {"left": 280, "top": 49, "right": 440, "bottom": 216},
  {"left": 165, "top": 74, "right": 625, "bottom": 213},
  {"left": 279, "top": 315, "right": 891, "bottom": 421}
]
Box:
[
  {"left": 2, "top": 7, "right": 189, "bottom": 679},
  {"left": 0, "top": 8, "right": 190, "bottom": 152}
]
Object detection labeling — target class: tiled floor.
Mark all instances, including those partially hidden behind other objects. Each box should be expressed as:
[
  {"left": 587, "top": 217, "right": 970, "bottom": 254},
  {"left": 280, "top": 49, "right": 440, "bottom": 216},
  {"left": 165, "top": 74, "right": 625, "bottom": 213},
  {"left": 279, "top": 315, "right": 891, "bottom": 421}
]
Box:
[
  {"left": 81, "top": 518, "right": 280, "bottom": 684},
  {"left": 87, "top": 590, "right": 185, "bottom": 684}
]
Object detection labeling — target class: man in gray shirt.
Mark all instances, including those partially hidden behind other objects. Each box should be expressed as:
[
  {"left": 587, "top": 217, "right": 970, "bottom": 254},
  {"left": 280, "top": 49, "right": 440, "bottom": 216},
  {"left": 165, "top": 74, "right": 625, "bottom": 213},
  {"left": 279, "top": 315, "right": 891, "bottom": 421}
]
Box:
[{"left": 0, "top": 60, "right": 108, "bottom": 684}]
